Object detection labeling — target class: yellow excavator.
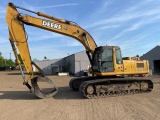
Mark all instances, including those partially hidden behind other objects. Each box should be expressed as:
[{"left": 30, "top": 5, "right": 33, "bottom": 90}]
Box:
[{"left": 6, "top": 2, "right": 153, "bottom": 99}]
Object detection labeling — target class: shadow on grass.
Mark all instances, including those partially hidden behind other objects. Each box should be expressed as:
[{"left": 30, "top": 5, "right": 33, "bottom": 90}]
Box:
[{"left": 0, "top": 86, "right": 84, "bottom": 100}]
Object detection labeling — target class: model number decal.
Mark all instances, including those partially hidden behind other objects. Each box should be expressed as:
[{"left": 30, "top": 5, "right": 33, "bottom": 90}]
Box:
[{"left": 42, "top": 21, "right": 62, "bottom": 30}]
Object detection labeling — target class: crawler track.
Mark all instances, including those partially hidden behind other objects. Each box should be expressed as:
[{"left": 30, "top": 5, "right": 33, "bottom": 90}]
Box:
[
  {"left": 69, "top": 76, "right": 98, "bottom": 90},
  {"left": 69, "top": 77, "right": 153, "bottom": 99}
]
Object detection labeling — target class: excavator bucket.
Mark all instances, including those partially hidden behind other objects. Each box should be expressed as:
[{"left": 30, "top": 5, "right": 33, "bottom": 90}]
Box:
[{"left": 31, "top": 76, "right": 58, "bottom": 98}]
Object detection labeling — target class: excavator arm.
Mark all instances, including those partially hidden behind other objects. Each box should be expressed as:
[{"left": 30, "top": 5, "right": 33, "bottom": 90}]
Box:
[{"left": 6, "top": 2, "right": 97, "bottom": 98}]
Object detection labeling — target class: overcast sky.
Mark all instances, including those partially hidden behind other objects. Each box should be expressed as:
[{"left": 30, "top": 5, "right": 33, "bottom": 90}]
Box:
[{"left": 1, "top": 0, "right": 160, "bottom": 60}]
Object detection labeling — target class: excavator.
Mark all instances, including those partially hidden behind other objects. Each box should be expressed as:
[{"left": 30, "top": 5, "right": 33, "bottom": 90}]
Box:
[{"left": 6, "top": 2, "right": 153, "bottom": 99}]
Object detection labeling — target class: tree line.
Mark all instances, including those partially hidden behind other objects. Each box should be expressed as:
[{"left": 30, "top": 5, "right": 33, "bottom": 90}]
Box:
[{"left": 0, "top": 52, "right": 15, "bottom": 67}]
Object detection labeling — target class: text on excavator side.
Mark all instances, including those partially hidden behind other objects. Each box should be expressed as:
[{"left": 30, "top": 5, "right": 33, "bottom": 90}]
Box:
[{"left": 42, "top": 21, "right": 62, "bottom": 30}]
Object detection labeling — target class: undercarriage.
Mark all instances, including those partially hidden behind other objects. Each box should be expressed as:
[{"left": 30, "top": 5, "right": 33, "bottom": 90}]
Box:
[{"left": 69, "top": 76, "right": 153, "bottom": 99}]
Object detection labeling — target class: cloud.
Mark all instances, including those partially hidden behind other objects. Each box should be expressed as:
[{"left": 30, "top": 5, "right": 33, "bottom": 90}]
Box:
[
  {"left": 27, "top": 32, "right": 62, "bottom": 42},
  {"left": 87, "top": 8, "right": 160, "bottom": 29},
  {"left": 111, "top": 14, "right": 160, "bottom": 40},
  {"left": 85, "top": 0, "right": 160, "bottom": 30},
  {"left": 95, "top": 25, "right": 120, "bottom": 30},
  {"left": 20, "top": 2, "right": 46, "bottom": 13},
  {"left": 19, "top": 2, "right": 79, "bottom": 13},
  {"left": 98, "top": 0, "right": 114, "bottom": 13},
  {"left": 86, "top": 0, "right": 160, "bottom": 46},
  {"left": 34, "top": 3, "right": 79, "bottom": 9}
]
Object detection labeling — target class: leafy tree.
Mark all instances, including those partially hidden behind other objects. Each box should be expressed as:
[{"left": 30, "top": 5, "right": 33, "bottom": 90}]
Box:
[
  {"left": 0, "top": 59, "right": 5, "bottom": 66},
  {"left": 0, "top": 52, "right": 16, "bottom": 67},
  {"left": 5, "top": 59, "right": 15, "bottom": 66},
  {"left": 0, "top": 52, "right": 3, "bottom": 59},
  {"left": 33, "top": 58, "right": 40, "bottom": 62}
]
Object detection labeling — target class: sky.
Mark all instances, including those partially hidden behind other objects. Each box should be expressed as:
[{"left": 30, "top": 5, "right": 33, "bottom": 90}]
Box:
[{"left": 1, "top": 0, "right": 160, "bottom": 61}]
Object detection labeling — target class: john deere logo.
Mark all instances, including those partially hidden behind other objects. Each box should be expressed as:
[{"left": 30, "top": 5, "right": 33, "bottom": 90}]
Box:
[{"left": 42, "top": 21, "right": 62, "bottom": 30}]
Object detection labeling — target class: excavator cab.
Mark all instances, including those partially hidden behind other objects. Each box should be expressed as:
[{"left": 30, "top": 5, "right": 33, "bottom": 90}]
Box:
[{"left": 92, "top": 46, "right": 122, "bottom": 73}]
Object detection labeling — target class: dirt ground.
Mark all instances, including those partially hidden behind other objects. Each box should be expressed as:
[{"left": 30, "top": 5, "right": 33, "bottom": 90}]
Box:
[{"left": 0, "top": 71, "right": 160, "bottom": 120}]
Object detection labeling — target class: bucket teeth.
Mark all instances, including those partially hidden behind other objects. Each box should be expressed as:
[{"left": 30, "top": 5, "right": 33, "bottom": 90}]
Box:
[{"left": 31, "top": 76, "right": 58, "bottom": 98}]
